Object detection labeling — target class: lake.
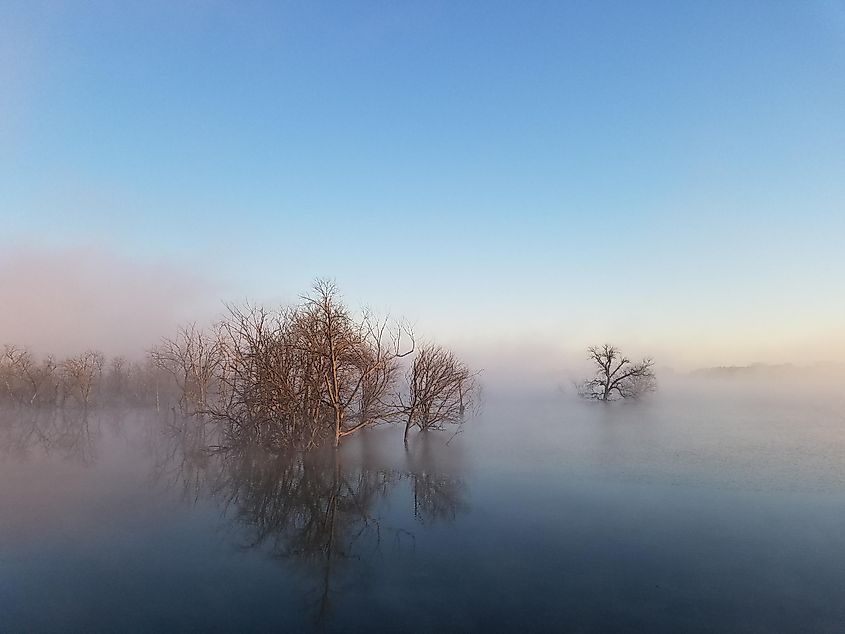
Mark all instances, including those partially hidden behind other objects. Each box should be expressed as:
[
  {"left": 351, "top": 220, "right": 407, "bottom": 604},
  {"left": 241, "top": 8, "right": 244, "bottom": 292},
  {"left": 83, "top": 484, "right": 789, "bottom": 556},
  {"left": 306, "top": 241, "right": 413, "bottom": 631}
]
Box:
[{"left": 1, "top": 379, "right": 844, "bottom": 632}]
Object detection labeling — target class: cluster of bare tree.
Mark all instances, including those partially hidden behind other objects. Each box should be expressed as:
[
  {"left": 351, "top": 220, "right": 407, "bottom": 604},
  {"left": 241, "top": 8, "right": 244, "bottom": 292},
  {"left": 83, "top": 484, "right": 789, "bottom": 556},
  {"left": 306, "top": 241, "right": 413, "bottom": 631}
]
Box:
[
  {"left": 578, "top": 344, "right": 656, "bottom": 401},
  {"left": 0, "top": 345, "right": 168, "bottom": 409},
  {"left": 152, "top": 281, "right": 477, "bottom": 449}
]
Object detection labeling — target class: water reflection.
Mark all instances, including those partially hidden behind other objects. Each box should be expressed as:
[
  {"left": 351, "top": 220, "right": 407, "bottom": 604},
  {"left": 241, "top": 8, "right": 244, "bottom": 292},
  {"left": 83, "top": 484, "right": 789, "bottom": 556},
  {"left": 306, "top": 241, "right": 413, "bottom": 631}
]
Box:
[
  {"left": 406, "top": 438, "right": 468, "bottom": 524},
  {"left": 150, "top": 412, "right": 468, "bottom": 621},
  {"left": 0, "top": 406, "right": 103, "bottom": 463},
  {"left": 2, "top": 394, "right": 845, "bottom": 631}
]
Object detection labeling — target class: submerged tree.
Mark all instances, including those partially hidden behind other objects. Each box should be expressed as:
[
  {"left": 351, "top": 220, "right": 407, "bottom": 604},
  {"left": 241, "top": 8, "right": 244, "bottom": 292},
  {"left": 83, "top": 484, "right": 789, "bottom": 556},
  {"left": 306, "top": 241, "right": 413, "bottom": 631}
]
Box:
[
  {"left": 0, "top": 344, "right": 193, "bottom": 411},
  {"left": 0, "top": 345, "right": 60, "bottom": 406},
  {"left": 579, "top": 344, "right": 656, "bottom": 401},
  {"left": 209, "top": 281, "right": 416, "bottom": 449},
  {"left": 297, "top": 280, "right": 414, "bottom": 446},
  {"left": 61, "top": 350, "right": 105, "bottom": 407},
  {"left": 400, "top": 343, "right": 475, "bottom": 442},
  {"left": 151, "top": 323, "right": 223, "bottom": 415},
  {"left": 2, "top": 280, "right": 475, "bottom": 449}
]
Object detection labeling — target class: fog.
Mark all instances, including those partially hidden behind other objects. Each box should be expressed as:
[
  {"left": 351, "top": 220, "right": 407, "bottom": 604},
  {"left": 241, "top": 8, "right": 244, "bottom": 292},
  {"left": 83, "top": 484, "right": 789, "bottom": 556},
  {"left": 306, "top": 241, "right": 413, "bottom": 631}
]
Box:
[
  {"left": 0, "top": 245, "right": 222, "bottom": 358},
  {"left": 2, "top": 255, "right": 845, "bottom": 631},
  {"left": 2, "top": 246, "right": 844, "bottom": 401}
]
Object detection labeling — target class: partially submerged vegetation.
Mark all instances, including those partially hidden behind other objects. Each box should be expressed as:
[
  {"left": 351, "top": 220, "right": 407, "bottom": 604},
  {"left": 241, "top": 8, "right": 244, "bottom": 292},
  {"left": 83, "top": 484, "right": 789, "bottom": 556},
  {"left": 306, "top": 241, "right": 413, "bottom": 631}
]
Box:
[
  {"left": 1, "top": 281, "right": 478, "bottom": 450},
  {"left": 151, "top": 281, "right": 477, "bottom": 448},
  {"left": 1, "top": 345, "right": 166, "bottom": 409},
  {"left": 2, "top": 284, "right": 662, "bottom": 453},
  {"left": 578, "top": 344, "right": 656, "bottom": 401}
]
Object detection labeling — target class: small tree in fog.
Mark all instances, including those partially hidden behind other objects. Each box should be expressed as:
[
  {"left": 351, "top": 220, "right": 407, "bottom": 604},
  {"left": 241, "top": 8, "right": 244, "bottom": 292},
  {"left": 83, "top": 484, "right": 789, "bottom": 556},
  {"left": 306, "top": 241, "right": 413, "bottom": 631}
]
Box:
[
  {"left": 61, "top": 351, "right": 104, "bottom": 407},
  {"left": 400, "top": 343, "right": 475, "bottom": 442},
  {"left": 105, "top": 357, "right": 128, "bottom": 400},
  {"left": 1, "top": 345, "right": 57, "bottom": 406},
  {"left": 579, "top": 344, "right": 655, "bottom": 401},
  {"left": 151, "top": 324, "right": 223, "bottom": 414}
]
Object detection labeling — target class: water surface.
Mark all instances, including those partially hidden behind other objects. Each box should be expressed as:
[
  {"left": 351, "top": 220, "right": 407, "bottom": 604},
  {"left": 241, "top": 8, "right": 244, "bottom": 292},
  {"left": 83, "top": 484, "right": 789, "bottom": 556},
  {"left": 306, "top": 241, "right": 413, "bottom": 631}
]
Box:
[{"left": 1, "top": 383, "right": 844, "bottom": 632}]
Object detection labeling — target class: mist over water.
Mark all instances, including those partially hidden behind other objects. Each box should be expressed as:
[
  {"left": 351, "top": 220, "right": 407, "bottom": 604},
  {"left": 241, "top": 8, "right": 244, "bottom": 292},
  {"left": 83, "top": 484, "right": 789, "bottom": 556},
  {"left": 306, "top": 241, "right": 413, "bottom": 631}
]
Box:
[
  {"left": 1, "top": 267, "right": 843, "bottom": 631},
  {"left": 1, "top": 376, "right": 844, "bottom": 632}
]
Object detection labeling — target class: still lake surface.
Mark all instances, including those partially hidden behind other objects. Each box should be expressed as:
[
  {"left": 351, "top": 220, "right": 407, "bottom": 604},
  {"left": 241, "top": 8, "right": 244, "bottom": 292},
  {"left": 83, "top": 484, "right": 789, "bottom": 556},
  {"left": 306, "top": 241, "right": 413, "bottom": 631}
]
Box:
[{"left": 1, "top": 380, "right": 844, "bottom": 632}]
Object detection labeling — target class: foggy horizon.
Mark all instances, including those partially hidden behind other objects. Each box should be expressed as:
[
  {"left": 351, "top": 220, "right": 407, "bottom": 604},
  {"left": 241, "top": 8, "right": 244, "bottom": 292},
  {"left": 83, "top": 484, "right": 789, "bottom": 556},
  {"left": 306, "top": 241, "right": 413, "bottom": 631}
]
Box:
[{"left": 2, "top": 242, "right": 842, "bottom": 373}]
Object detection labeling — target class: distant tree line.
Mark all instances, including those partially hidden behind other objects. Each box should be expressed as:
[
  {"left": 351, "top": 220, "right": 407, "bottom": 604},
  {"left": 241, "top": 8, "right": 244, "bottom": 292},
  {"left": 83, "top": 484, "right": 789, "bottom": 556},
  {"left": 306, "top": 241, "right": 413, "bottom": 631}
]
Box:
[{"left": 0, "top": 345, "right": 169, "bottom": 409}]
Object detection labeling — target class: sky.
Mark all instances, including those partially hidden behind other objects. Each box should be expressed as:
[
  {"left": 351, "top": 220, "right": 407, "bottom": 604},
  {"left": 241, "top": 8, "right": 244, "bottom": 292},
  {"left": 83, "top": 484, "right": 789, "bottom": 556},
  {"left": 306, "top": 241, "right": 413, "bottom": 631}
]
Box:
[{"left": 1, "top": 0, "right": 844, "bottom": 368}]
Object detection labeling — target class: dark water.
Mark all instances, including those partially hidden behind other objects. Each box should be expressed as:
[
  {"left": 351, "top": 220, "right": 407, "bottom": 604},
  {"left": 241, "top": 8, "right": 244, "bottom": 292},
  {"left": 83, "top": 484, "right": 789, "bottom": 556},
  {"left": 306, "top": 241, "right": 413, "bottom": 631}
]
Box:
[{"left": 1, "top": 384, "right": 844, "bottom": 632}]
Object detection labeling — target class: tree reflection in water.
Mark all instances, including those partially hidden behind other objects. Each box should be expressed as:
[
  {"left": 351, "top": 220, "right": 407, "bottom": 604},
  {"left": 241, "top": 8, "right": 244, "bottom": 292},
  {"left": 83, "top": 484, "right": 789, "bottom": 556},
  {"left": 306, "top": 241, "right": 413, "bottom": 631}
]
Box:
[
  {"left": 0, "top": 406, "right": 104, "bottom": 464},
  {"left": 150, "top": 413, "right": 468, "bottom": 621}
]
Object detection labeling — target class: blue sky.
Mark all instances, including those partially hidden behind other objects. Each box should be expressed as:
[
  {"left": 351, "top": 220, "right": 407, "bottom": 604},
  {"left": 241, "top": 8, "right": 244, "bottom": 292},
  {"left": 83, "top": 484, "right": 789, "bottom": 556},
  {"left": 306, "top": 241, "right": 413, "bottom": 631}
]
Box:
[{"left": 2, "top": 1, "right": 844, "bottom": 366}]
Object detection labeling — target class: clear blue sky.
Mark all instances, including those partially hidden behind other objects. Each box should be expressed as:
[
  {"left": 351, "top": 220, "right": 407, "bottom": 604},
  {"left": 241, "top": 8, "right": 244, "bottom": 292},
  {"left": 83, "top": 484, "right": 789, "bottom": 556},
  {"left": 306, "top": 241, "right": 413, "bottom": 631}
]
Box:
[{"left": 2, "top": 1, "right": 844, "bottom": 365}]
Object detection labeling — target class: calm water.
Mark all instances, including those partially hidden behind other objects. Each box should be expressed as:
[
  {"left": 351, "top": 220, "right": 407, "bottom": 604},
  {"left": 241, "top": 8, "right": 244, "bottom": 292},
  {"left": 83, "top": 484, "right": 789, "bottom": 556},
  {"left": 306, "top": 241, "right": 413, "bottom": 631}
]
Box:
[{"left": 1, "top": 382, "right": 844, "bottom": 632}]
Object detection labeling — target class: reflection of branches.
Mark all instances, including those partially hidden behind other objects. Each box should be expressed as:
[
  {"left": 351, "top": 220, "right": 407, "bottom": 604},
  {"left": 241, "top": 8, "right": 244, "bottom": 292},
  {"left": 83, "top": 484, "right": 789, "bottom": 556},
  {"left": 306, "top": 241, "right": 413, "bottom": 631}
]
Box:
[
  {"left": 51, "top": 408, "right": 99, "bottom": 463},
  {"left": 404, "top": 436, "right": 468, "bottom": 525},
  {"left": 151, "top": 416, "right": 468, "bottom": 623},
  {"left": 211, "top": 447, "right": 399, "bottom": 619},
  {"left": 148, "top": 413, "right": 224, "bottom": 503},
  {"left": 409, "top": 471, "right": 467, "bottom": 524},
  {"left": 0, "top": 407, "right": 101, "bottom": 464}
]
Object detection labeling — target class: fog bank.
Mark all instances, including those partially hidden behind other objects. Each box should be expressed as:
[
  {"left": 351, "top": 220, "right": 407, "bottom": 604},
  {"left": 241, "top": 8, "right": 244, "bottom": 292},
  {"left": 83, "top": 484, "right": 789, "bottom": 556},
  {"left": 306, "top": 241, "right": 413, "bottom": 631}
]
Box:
[{"left": 0, "top": 245, "right": 221, "bottom": 358}]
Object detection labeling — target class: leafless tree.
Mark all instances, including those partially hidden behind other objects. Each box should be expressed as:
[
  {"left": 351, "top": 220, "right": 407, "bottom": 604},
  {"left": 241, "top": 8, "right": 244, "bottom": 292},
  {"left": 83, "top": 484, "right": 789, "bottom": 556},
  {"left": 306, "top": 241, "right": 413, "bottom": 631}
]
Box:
[
  {"left": 211, "top": 281, "right": 414, "bottom": 448},
  {"left": 212, "top": 301, "right": 321, "bottom": 447},
  {"left": 149, "top": 280, "right": 481, "bottom": 450},
  {"left": 61, "top": 350, "right": 104, "bottom": 407},
  {"left": 0, "top": 343, "right": 209, "bottom": 411},
  {"left": 151, "top": 323, "right": 224, "bottom": 414},
  {"left": 104, "top": 356, "right": 128, "bottom": 401},
  {"left": 128, "top": 359, "right": 167, "bottom": 408},
  {"left": 297, "top": 280, "right": 414, "bottom": 446},
  {"left": 399, "top": 343, "right": 475, "bottom": 442},
  {"left": 0, "top": 345, "right": 58, "bottom": 406},
  {"left": 579, "top": 344, "right": 656, "bottom": 401}
]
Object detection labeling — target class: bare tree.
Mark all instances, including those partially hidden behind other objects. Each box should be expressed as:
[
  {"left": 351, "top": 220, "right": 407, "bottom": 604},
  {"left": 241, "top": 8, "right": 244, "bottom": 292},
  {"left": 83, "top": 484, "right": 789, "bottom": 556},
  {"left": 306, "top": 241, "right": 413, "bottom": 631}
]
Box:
[
  {"left": 400, "top": 343, "right": 475, "bottom": 442},
  {"left": 0, "top": 345, "right": 59, "bottom": 406},
  {"left": 579, "top": 344, "right": 656, "bottom": 401},
  {"left": 149, "top": 280, "right": 482, "bottom": 450},
  {"left": 151, "top": 324, "right": 223, "bottom": 415},
  {"left": 61, "top": 351, "right": 104, "bottom": 407},
  {"left": 210, "top": 287, "right": 415, "bottom": 449},
  {"left": 297, "top": 280, "right": 414, "bottom": 446},
  {"left": 213, "top": 302, "right": 315, "bottom": 446},
  {"left": 104, "top": 356, "right": 128, "bottom": 401}
]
